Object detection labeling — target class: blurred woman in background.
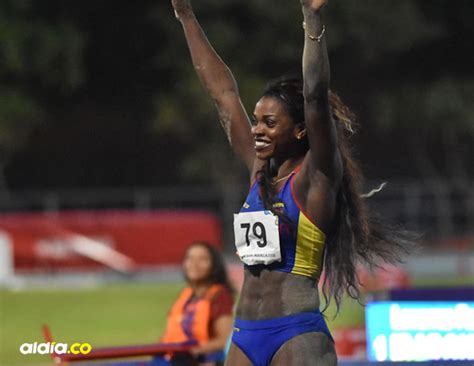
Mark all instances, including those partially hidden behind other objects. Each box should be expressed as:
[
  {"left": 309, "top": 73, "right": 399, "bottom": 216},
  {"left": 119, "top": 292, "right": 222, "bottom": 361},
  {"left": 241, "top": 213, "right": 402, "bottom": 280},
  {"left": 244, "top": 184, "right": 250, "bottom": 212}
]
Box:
[{"left": 160, "top": 241, "right": 234, "bottom": 366}]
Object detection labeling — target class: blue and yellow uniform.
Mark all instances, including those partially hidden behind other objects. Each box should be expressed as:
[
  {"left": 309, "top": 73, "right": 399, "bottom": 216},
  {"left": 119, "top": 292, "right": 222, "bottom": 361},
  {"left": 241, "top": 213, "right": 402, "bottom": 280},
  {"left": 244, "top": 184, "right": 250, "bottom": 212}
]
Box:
[
  {"left": 239, "top": 169, "right": 326, "bottom": 279},
  {"left": 232, "top": 169, "right": 333, "bottom": 366}
]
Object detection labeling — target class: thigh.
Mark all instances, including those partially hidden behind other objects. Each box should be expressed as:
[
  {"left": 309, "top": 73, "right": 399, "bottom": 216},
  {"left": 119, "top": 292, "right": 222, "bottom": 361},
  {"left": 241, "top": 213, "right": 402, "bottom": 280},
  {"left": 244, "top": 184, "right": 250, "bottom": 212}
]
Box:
[
  {"left": 224, "top": 343, "right": 253, "bottom": 366},
  {"left": 271, "top": 332, "right": 337, "bottom": 366}
]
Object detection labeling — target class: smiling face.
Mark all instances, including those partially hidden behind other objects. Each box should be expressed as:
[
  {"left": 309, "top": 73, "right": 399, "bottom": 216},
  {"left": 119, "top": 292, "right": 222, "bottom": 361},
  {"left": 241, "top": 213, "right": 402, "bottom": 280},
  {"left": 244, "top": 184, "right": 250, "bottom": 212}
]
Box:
[
  {"left": 251, "top": 96, "right": 304, "bottom": 161},
  {"left": 183, "top": 244, "right": 213, "bottom": 285}
]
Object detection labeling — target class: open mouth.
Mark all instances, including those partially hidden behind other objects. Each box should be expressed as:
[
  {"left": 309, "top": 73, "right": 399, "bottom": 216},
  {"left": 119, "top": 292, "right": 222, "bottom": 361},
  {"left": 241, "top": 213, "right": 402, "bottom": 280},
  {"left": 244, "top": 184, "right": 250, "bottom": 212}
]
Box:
[{"left": 254, "top": 139, "right": 271, "bottom": 150}]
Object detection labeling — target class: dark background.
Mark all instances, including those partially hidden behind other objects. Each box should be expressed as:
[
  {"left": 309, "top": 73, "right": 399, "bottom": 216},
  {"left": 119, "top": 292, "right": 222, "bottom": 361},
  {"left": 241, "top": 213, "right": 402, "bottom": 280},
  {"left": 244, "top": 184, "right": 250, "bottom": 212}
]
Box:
[{"left": 1, "top": 0, "right": 472, "bottom": 192}]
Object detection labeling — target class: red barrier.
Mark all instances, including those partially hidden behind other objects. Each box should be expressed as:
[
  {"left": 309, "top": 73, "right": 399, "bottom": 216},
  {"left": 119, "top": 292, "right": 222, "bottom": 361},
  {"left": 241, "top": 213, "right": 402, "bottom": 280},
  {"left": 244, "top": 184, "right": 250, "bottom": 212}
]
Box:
[
  {"left": 56, "top": 343, "right": 193, "bottom": 363},
  {"left": 333, "top": 327, "right": 367, "bottom": 359},
  {"left": 42, "top": 325, "right": 193, "bottom": 364},
  {"left": 358, "top": 264, "right": 410, "bottom": 292},
  {"left": 0, "top": 210, "right": 222, "bottom": 272}
]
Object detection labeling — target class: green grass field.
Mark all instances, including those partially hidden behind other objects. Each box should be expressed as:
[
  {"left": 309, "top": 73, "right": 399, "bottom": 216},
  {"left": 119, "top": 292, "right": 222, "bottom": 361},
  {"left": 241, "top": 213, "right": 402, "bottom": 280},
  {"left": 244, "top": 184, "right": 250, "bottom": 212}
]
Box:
[
  {"left": 1, "top": 276, "right": 472, "bottom": 366},
  {"left": 0, "top": 282, "right": 363, "bottom": 366},
  {"left": 0, "top": 283, "right": 183, "bottom": 366}
]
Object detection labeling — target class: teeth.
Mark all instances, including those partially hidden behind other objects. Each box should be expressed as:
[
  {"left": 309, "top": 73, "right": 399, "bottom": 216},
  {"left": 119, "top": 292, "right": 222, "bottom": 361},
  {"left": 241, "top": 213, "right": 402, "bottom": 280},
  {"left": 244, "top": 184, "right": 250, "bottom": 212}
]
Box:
[{"left": 255, "top": 141, "right": 270, "bottom": 148}]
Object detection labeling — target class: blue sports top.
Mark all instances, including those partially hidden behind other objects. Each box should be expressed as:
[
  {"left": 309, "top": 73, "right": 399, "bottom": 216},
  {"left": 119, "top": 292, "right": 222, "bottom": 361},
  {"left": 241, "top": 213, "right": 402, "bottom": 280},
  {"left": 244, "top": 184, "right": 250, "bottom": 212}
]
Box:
[{"left": 239, "top": 170, "right": 326, "bottom": 280}]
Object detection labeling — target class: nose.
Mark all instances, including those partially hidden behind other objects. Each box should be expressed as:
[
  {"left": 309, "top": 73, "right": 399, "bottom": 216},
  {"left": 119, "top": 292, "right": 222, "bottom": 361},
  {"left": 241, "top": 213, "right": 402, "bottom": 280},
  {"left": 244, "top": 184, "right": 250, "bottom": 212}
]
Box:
[{"left": 251, "top": 121, "right": 264, "bottom": 136}]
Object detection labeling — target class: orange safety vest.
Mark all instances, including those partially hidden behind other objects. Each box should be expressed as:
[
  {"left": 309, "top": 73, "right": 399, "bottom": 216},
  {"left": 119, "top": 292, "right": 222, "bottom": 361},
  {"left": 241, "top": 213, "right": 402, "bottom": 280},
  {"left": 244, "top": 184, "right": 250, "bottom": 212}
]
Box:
[{"left": 161, "top": 284, "right": 224, "bottom": 345}]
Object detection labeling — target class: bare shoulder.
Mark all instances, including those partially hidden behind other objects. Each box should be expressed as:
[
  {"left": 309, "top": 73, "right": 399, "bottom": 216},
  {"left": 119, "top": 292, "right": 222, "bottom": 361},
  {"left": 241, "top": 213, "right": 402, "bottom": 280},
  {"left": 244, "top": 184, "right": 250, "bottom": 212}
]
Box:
[{"left": 293, "top": 155, "right": 340, "bottom": 233}]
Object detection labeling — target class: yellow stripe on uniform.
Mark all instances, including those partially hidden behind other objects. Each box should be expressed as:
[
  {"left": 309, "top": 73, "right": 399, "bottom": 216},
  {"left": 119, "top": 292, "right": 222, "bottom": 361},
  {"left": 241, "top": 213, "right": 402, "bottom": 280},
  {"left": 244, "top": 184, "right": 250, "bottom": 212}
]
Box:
[{"left": 292, "top": 212, "right": 326, "bottom": 279}]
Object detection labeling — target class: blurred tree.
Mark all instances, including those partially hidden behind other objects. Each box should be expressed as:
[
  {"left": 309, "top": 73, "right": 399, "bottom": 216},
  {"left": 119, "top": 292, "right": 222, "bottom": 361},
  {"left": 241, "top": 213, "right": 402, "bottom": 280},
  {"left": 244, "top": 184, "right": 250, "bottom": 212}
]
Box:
[
  {"left": 2, "top": 0, "right": 473, "bottom": 190},
  {"left": 0, "top": 89, "right": 42, "bottom": 189},
  {"left": 0, "top": 0, "right": 84, "bottom": 191},
  {"left": 152, "top": 0, "right": 473, "bottom": 184}
]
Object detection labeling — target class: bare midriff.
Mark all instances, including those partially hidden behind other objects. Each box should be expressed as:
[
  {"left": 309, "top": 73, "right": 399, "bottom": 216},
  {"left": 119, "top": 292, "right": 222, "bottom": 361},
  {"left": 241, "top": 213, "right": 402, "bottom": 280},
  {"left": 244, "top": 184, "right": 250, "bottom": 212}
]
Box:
[{"left": 235, "top": 268, "right": 321, "bottom": 320}]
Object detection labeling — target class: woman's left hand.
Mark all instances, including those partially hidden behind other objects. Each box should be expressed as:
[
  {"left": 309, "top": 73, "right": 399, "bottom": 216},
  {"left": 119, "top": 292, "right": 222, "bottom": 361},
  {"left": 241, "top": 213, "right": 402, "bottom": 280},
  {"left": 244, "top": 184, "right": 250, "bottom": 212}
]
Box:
[{"left": 301, "top": 0, "right": 328, "bottom": 11}]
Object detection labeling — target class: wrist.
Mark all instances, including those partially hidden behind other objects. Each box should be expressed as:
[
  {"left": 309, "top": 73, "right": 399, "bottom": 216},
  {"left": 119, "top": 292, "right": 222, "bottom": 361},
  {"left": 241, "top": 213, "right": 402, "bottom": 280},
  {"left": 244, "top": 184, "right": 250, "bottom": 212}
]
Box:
[
  {"left": 302, "top": 6, "right": 324, "bottom": 28},
  {"left": 175, "top": 9, "right": 195, "bottom": 22},
  {"left": 301, "top": 0, "right": 327, "bottom": 13},
  {"left": 302, "top": 7, "right": 323, "bottom": 18}
]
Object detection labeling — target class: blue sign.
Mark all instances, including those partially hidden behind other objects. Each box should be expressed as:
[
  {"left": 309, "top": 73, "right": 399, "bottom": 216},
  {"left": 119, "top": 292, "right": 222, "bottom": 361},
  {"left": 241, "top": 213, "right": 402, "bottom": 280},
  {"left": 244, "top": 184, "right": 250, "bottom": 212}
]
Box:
[{"left": 365, "top": 301, "right": 474, "bottom": 362}]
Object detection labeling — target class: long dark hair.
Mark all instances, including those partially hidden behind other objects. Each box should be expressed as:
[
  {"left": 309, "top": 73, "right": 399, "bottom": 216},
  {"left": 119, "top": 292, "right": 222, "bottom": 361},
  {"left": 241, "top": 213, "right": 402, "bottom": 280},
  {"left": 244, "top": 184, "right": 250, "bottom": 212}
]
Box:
[
  {"left": 257, "top": 76, "right": 415, "bottom": 312},
  {"left": 256, "top": 76, "right": 306, "bottom": 220},
  {"left": 183, "top": 241, "right": 234, "bottom": 295}
]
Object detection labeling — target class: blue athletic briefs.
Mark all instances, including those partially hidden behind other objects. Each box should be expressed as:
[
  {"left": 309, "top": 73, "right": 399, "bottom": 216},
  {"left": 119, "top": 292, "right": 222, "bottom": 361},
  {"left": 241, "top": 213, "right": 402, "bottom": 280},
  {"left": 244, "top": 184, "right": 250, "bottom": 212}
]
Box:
[{"left": 232, "top": 310, "right": 333, "bottom": 366}]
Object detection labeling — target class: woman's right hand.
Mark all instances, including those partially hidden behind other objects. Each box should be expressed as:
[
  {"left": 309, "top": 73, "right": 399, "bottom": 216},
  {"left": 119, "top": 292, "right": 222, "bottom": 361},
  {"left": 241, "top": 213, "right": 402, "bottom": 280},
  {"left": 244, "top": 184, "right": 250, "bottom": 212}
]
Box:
[{"left": 171, "top": 0, "right": 193, "bottom": 20}]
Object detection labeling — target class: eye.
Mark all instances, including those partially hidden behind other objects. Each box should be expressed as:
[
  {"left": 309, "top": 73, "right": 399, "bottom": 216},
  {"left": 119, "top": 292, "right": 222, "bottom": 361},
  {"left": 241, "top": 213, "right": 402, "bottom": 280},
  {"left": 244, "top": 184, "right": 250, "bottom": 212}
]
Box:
[
  {"left": 265, "top": 118, "right": 276, "bottom": 127},
  {"left": 250, "top": 115, "right": 257, "bottom": 126}
]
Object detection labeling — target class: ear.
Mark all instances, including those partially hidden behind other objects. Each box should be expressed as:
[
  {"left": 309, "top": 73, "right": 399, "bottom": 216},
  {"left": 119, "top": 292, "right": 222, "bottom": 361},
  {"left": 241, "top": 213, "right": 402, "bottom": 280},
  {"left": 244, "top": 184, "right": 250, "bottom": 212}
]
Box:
[{"left": 294, "top": 123, "right": 307, "bottom": 140}]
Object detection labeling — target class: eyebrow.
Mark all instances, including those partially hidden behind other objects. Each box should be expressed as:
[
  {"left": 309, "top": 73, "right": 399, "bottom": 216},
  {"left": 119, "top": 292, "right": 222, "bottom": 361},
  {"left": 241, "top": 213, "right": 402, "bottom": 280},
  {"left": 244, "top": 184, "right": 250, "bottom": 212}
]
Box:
[{"left": 252, "top": 113, "right": 277, "bottom": 118}]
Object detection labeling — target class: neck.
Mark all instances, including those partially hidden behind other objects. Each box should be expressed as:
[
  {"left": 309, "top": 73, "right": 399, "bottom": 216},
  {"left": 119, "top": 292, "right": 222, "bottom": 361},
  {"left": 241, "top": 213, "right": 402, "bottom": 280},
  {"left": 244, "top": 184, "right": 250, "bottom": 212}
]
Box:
[
  {"left": 190, "top": 281, "right": 211, "bottom": 298},
  {"left": 273, "top": 156, "right": 304, "bottom": 179}
]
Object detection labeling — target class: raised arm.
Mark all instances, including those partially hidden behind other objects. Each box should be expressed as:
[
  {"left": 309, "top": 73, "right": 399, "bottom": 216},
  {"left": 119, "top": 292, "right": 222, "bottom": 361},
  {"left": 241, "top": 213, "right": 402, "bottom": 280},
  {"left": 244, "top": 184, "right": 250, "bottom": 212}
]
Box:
[
  {"left": 301, "top": 0, "right": 342, "bottom": 182},
  {"left": 171, "top": 0, "right": 255, "bottom": 170}
]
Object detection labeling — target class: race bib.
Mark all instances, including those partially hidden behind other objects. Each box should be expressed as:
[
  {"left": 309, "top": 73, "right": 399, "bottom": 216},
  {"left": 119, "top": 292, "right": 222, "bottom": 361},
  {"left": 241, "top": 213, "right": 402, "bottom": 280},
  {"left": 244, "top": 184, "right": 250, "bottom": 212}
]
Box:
[{"left": 233, "top": 211, "right": 281, "bottom": 265}]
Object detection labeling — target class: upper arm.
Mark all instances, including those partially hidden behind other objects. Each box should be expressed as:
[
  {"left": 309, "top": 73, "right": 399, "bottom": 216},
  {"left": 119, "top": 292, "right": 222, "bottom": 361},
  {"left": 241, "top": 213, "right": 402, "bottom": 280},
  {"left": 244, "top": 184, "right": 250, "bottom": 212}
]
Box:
[
  {"left": 214, "top": 91, "right": 255, "bottom": 172},
  {"left": 208, "top": 288, "right": 233, "bottom": 345},
  {"left": 296, "top": 94, "right": 342, "bottom": 231},
  {"left": 304, "top": 92, "right": 341, "bottom": 182}
]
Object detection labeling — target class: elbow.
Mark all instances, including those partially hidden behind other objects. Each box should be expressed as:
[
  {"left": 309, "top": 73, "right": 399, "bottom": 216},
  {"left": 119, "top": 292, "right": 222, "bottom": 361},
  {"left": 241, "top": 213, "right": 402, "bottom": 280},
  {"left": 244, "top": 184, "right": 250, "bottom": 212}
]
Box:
[
  {"left": 208, "top": 81, "right": 239, "bottom": 102},
  {"left": 303, "top": 63, "right": 330, "bottom": 102},
  {"left": 211, "top": 88, "right": 239, "bottom": 104},
  {"left": 303, "top": 83, "right": 328, "bottom": 104}
]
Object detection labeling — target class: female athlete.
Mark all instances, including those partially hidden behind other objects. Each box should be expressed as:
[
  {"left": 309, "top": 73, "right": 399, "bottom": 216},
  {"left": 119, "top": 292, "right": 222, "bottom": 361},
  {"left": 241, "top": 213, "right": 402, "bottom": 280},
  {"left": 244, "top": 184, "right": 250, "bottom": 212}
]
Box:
[{"left": 170, "top": 0, "right": 413, "bottom": 365}]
